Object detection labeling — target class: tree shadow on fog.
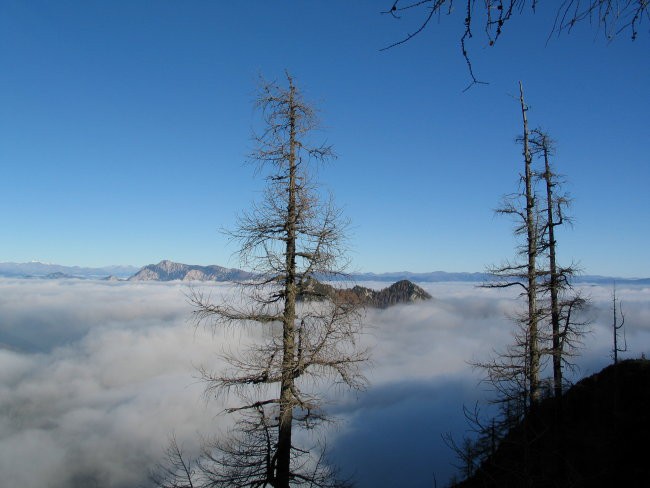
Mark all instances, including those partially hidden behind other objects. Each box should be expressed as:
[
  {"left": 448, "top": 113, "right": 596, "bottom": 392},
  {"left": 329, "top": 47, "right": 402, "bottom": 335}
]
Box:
[{"left": 328, "top": 376, "right": 494, "bottom": 488}]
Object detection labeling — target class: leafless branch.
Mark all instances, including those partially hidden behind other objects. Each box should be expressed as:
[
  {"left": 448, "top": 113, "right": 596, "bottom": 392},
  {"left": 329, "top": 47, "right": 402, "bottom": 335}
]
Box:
[{"left": 380, "top": 1, "right": 647, "bottom": 86}]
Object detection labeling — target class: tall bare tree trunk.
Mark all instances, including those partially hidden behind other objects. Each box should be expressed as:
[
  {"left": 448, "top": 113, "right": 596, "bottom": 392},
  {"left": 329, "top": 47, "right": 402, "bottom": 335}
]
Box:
[
  {"left": 539, "top": 136, "right": 562, "bottom": 399},
  {"left": 277, "top": 78, "right": 298, "bottom": 488},
  {"left": 539, "top": 133, "right": 566, "bottom": 481},
  {"left": 519, "top": 81, "right": 540, "bottom": 406},
  {"left": 185, "top": 73, "right": 366, "bottom": 488},
  {"left": 612, "top": 284, "right": 626, "bottom": 364},
  {"left": 470, "top": 86, "right": 591, "bottom": 487}
]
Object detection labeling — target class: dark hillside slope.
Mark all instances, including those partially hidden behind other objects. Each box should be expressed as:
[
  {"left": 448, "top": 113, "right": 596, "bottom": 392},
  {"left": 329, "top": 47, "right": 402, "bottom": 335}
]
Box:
[{"left": 455, "top": 359, "right": 650, "bottom": 488}]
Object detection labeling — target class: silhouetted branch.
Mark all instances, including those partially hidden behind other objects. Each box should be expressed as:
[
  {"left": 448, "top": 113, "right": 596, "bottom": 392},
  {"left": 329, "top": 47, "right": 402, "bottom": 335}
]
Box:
[{"left": 380, "top": 1, "right": 647, "bottom": 86}]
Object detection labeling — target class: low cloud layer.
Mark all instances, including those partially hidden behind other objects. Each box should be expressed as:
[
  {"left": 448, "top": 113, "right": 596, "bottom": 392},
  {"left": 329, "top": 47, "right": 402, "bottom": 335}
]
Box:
[{"left": 0, "top": 279, "right": 648, "bottom": 487}]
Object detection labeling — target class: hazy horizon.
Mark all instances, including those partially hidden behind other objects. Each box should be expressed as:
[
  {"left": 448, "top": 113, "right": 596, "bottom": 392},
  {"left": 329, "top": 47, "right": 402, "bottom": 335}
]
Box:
[{"left": 2, "top": 259, "right": 650, "bottom": 281}]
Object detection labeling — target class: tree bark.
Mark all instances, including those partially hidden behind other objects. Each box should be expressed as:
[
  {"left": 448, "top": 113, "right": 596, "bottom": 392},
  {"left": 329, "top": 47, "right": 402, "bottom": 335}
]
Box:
[
  {"left": 277, "top": 77, "right": 298, "bottom": 488},
  {"left": 539, "top": 136, "right": 562, "bottom": 399},
  {"left": 519, "top": 81, "right": 540, "bottom": 406}
]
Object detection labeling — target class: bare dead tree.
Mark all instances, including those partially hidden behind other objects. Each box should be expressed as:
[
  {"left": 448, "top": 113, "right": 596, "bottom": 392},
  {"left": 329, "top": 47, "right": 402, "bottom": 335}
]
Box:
[
  {"left": 381, "top": 1, "right": 648, "bottom": 88},
  {"left": 524, "top": 128, "right": 591, "bottom": 480},
  {"left": 443, "top": 402, "right": 511, "bottom": 484},
  {"left": 611, "top": 283, "right": 627, "bottom": 364},
  {"left": 185, "top": 73, "right": 366, "bottom": 488},
  {"left": 530, "top": 129, "right": 564, "bottom": 401},
  {"left": 483, "top": 81, "right": 542, "bottom": 407},
  {"left": 149, "top": 435, "right": 196, "bottom": 488},
  {"left": 462, "top": 85, "right": 552, "bottom": 484},
  {"left": 442, "top": 432, "right": 481, "bottom": 480},
  {"left": 445, "top": 341, "right": 549, "bottom": 485},
  {"left": 553, "top": 292, "right": 589, "bottom": 378},
  {"left": 519, "top": 82, "right": 542, "bottom": 408},
  {"left": 452, "top": 90, "right": 594, "bottom": 487},
  {"left": 474, "top": 84, "right": 541, "bottom": 463},
  {"left": 529, "top": 128, "right": 590, "bottom": 399}
]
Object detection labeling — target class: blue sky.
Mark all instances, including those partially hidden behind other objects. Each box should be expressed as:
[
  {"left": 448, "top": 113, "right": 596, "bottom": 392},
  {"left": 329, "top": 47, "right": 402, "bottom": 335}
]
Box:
[{"left": 1, "top": 1, "right": 648, "bottom": 277}]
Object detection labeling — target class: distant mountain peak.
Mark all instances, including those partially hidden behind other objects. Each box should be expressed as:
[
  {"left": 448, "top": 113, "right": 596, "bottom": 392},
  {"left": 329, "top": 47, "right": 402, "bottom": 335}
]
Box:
[
  {"left": 128, "top": 260, "right": 254, "bottom": 282},
  {"left": 299, "top": 278, "right": 432, "bottom": 309}
]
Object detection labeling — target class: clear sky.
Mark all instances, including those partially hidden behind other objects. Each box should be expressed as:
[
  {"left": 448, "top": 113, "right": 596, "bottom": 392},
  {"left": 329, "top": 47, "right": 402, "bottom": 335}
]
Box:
[{"left": 1, "top": 1, "right": 648, "bottom": 277}]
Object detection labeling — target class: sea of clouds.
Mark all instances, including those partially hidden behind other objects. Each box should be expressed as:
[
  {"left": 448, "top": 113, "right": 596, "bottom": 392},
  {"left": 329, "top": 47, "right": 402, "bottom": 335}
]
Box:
[{"left": 0, "top": 278, "right": 648, "bottom": 487}]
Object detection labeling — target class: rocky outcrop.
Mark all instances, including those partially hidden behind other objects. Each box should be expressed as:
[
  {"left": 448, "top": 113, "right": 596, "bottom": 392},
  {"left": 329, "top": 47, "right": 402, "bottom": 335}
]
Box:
[
  {"left": 369, "top": 279, "right": 433, "bottom": 308},
  {"left": 299, "top": 278, "right": 431, "bottom": 309},
  {"left": 44, "top": 272, "right": 76, "bottom": 279},
  {"left": 128, "top": 260, "right": 255, "bottom": 282}
]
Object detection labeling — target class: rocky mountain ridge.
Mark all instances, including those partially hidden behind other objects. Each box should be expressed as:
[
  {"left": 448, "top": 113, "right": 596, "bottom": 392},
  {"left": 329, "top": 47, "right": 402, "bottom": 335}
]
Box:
[
  {"left": 300, "top": 278, "right": 432, "bottom": 308},
  {"left": 128, "top": 260, "right": 255, "bottom": 282},
  {"left": 2, "top": 260, "right": 647, "bottom": 284}
]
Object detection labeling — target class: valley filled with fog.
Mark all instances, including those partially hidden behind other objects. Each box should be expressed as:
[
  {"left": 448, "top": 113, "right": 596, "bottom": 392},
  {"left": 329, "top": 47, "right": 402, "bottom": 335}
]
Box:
[{"left": 1, "top": 279, "right": 648, "bottom": 487}]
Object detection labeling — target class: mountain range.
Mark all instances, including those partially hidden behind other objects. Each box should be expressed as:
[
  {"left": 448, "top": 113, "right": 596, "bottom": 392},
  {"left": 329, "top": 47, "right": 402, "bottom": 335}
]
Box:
[
  {"left": 1, "top": 260, "right": 648, "bottom": 285},
  {"left": 0, "top": 261, "right": 139, "bottom": 279}
]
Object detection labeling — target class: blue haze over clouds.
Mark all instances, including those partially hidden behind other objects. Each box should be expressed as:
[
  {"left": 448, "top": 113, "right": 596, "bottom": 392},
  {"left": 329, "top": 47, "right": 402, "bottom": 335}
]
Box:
[{"left": 1, "top": 279, "right": 649, "bottom": 487}]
